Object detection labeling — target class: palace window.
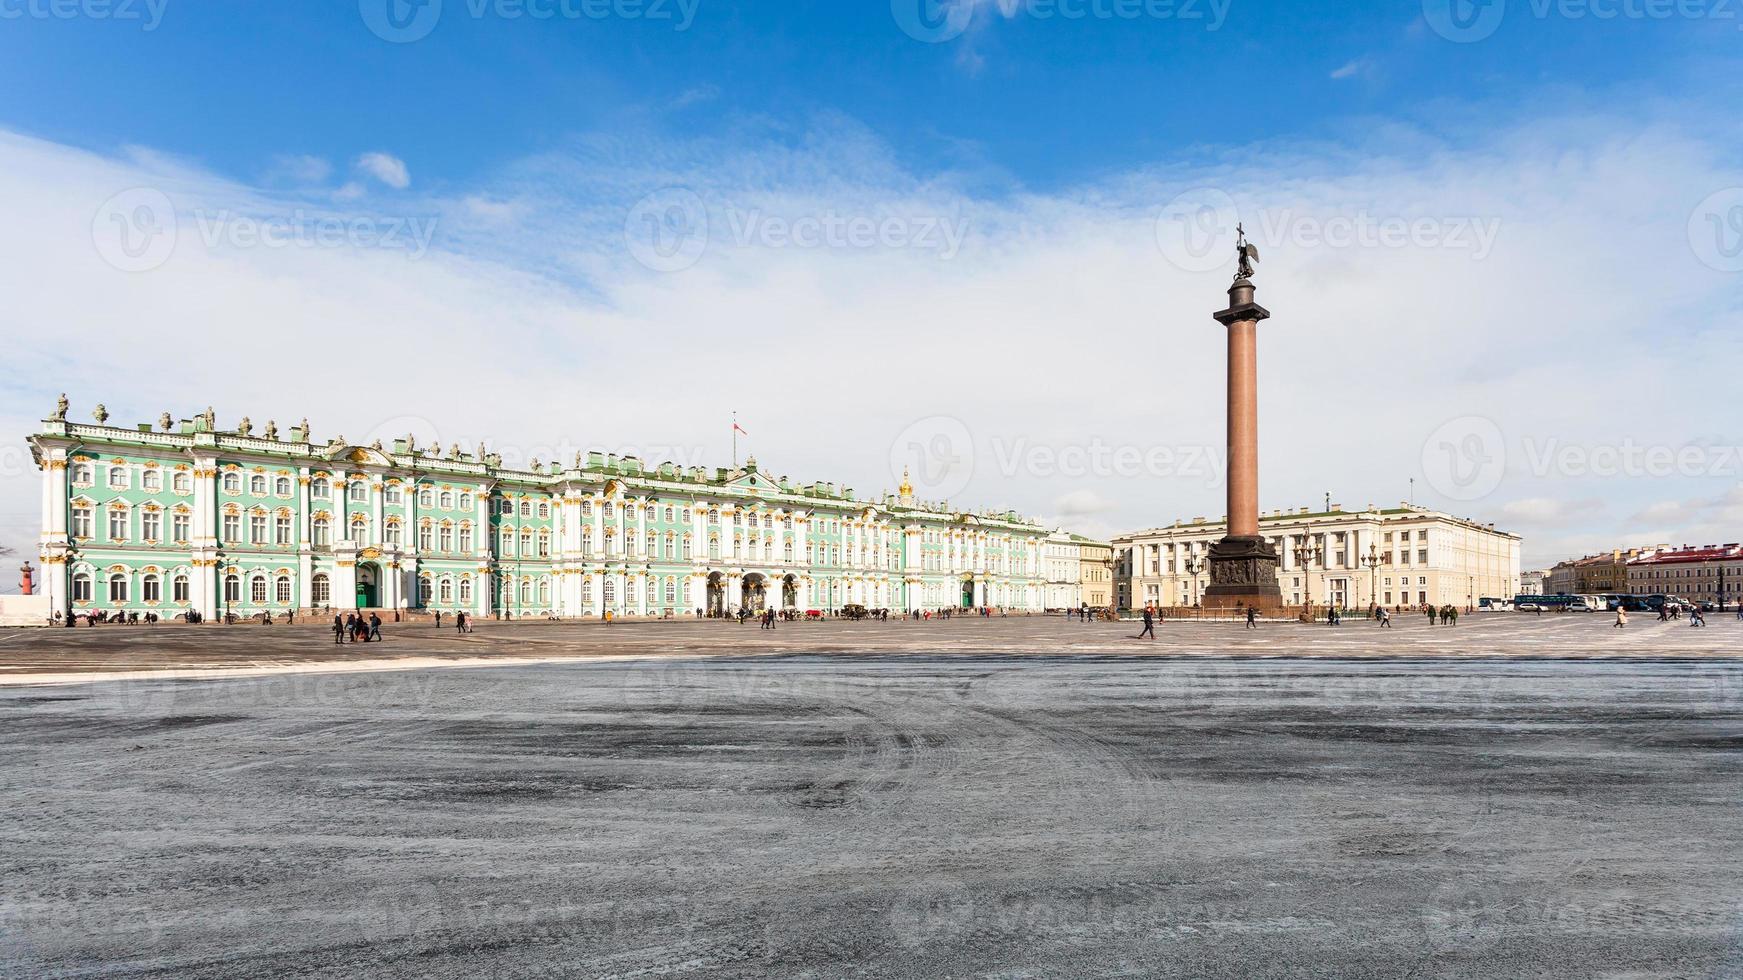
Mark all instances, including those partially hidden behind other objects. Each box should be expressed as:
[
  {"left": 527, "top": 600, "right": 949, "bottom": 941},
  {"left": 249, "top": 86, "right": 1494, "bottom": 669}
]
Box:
[
  {"left": 603, "top": 502, "right": 613, "bottom": 520},
  {"left": 312, "top": 477, "right": 330, "bottom": 499},
  {"left": 458, "top": 526, "right": 472, "bottom": 552},
  {"left": 173, "top": 470, "right": 191, "bottom": 493},
  {"left": 419, "top": 578, "right": 433, "bottom": 605},
  {"left": 312, "top": 518, "right": 331, "bottom": 547},
  {"left": 521, "top": 580, "right": 532, "bottom": 604},
  {"left": 539, "top": 503, "right": 550, "bottom": 520},
  {"left": 276, "top": 514, "right": 292, "bottom": 545},
  {"left": 538, "top": 580, "right": 550, "bottom": 604},
  {"left": 142, "top": 574, "right": 160, "bottom": 603},
  {"left": 250, "top": 475, "right": 267, "bottom": 495},
  {"left": 708, "top": 508, "right": 719, "bottom": 525},
  {"left": 664, "top": 506, "right": 674, "bottom": 523},
  {"left": 521, "top": 501, "right": 532, "bottom": 519},
  {"left": 251, "top": 577, "right": 268, "bottom": 604},
  {"left": 222, "top": 471, "right": 240, "bottom": 493},
  {"left": 70, "top": 504, "right": 92, "bottom": 539},
  {"left": 276, "top": 476, "right": 292, "bottom": 496},
  {"left": 172, "top": 511, "right": 190, "bottom": 544},
  {"left": 581, "top": 579, "right": 592, "bottom": 602},
  {"left": 385, "top": 484, "right": 403, "bottom": 505},
  {"left": 440, "top": 491, "right": 454, "bottom": 509},
  {"left": 349, "top": 481, "right": 368, "bottom": 503},
  {"left": 419, "top": 488, "right": 434, "bottom": 508},
  {"left": 459, "top": 492, "right": 473, "bottom": 510},
  {"left": 142, "top": 510, "right": 161, "bottom": 542},
  {"left": 440, "top": 578, "right": 453, "bottom": 603},
  {"left": 351, "top": 515, "right": 370, "bottom": 541},
  {"left": 626, "top": 580, "right": 638, "bottom": 605},
  {"left": 539, "top": 531, "right": 550, "bottom": 557},
  {"left": 440, "top": 525, "right": 454, "bottom": 552},
  {"left": 682, "top": 536, "right": 693, "bottom": 560},
  {"left": 250, "top": 514, "right": 267, "bottom": 544},
  {"left": 224, "top": 574, "right": 241, "bottom": 603},
  {"left": 108, "top": 507, "right": 129, "bottom": 541},
  {"left": 419, "top": 523, "right": 433, "bottom": 550},
  {"left": 708, "top": 539, "right": 720, "bottom": 560},
  {"left": 172, "top": 574, "right": 189, "bottom": 603},
  {"left": 520, "top": 530, "right": 533, "bottom": 554},
  {"left": 142, "top": 469, "right": 161, "bottom": 492},
  {"left": 108, "top": 573, "right": 128, "bottom": 602},
  {"left": 71, "top": 462, "right": 93, "bottom": 485},
  {"left": 581, "top": 501, "right": 592, "bottom": 517},
  {"left": 603, "top": 579, "right": 615, "bottom": 604},
  {"left": 385, "top": 521, "right": 402, "bottom": 546},
  {"left": 110, "top": 466, "right": 130, "bottom": 490},
  {"left": 643, "top": 504, "right": 655, "bottom": 521},
  {"left": 72, "top": 573, "right": 91, "bottom": 602},
  {"left": 459, "top": 578, "right": 473, "bottom": 604},
  {"left": 312, "top": 574, "right": 330, "bottom": 605},
  {"left": 664, "top": 578, "right": 676, "bottom": 604},
  {"left": 276, "top": 576, "right": 292, "bottom": 604}
]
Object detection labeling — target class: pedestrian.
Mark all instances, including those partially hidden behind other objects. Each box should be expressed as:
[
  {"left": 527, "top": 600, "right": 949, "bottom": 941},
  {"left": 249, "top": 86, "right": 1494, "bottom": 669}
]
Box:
[
  {"left": 1428, "top": 606, "right": 1438, "bottom": 626},
  {"left": 332, "top": 614, "right": 344, "bottom": 645},
  {"left": 455, "top": 610, "right": 466, "bottom": 633},
  {"left": 1615, "top": 607, "right": 1628, "bottom": 629},
  {"left": 369, "top": 613, "right": 383, "bottom": 642},
  {"left": 434, "top": 610, "right": 442, "bottom": 629},
  {"left": 1137, "top": 606, "right": 1155, "bottom": 639},
  {"left": 1379, "top": 607, "right": 1392, "bottom": 628}
]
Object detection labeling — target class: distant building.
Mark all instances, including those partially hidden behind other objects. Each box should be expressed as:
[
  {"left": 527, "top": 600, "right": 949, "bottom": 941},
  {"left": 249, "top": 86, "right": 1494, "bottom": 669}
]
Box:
[
  {"left": 1076, "top": 535, "right": 1114, "bottom": 610},
  {"left": 1043, "top": 531, "right": 1082, "bottom": 610},
  {"left": 1113, "top": 502, "right": 1520, "bottom": 611},
  {"left": 1626, "top": 545, "right": 1743, "bottom": 605},
  {"left": 1545, "top": 548, "right": 1662, "bottom": 595},
  {"left": 1520, "top": 569, "right": 1550, "bottom": 595}
]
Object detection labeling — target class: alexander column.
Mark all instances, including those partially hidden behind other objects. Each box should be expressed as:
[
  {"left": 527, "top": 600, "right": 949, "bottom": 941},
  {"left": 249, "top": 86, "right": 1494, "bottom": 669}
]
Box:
[{"left": 1202, "top": 226, "right": 1283, "bottom": 611}]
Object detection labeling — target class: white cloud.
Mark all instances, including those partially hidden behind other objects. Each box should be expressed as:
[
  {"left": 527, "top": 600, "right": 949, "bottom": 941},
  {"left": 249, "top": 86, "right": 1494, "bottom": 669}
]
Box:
[
  {"left": 265, "top": 153, "right": 332, "bottom": 184},
  {"left": 1330, "top": 58, "right": 1370, "bottom": 80},
  {"left": 1, "top": 110, "right": 1740, "bottom": 569},
  {"left": 355, "top": 151, "right": 410, "bottom": 189}
]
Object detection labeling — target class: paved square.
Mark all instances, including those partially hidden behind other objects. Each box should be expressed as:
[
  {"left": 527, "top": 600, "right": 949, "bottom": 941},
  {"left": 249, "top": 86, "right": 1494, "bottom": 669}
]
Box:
[{"left": 2, "top": 617, "right": 1740, "bottom": 977}]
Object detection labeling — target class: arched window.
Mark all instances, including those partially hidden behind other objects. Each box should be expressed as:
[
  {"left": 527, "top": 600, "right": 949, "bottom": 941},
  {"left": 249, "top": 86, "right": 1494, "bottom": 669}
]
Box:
[
  {"left": 251, "top": 577, "right": 267, "bottom": 604},
  {"left": 581, "top": 579, "right": 593, "bottom": 602},
  {"left": 250, "top": 474, "right": 267, "bottom": 495},
  {"left": 172, "top": 574, "right": 189, "bottom": 603},
  {"left": 276, "top": 576, "right": 292, "bottom": 604},
  {"left": 71, "top": 462, "right": 93, "bottom": 485},
  {"left": 538, "top": 530, "right": 550, "bottom": 557},
  {"left": 626, "top": 579, "right": 638, "bottom": 604},
  {"left": 142, "top": 574, "right": 160, "bottom": 603},
  {"left": 384, "top": 520, "right": 402, "bottom": 546},
  {"left": 72, "top": 573, "right": 92, "bottom": 602},
  {"left": 459, "top": 492, "right": 473, "bottom": 510},
  {"left": 418, "top": 488, "right": 434, "bottom": 508},
  {"left": 664, "top": 578, "right": 676, "bottom": 604},
  {"left": 107, "top": 505, "right": 128, "bottom": 541},
  {"left": 520, "top": 580, "right": 533, "bottom": 604},
  {"left": 275, "top": 476, "right": 292, "bottom": 496},
  {"left": 459, "top": 577, "right": 473, "bottom": 603},
  {"left": 538, "top": 502, "right": 550, "bottom": 520},
  {"left": 439, "top": 525, "right": 454, "bottom": 552},
  {"left": 418, "top": 578, "right": 432, "bottom": 605},
  {"left": 311, "top": 477, "right": 330, "bottom": 499},
  {"left": 440, "top": 491, "right": 454, "bottom": 509},
  {"left": 172, "top": 470, "right": 191, "bottom": 493},
  {"left": 419, "top": 522, "right": 433, "bottom": 551},
  {"left": 224, "top": 574, "right": 240, "bottom": 603},
  {"left": 142, "top": 469, "right": 161, "bottom": 492},
  {"left": 439, "top": 578, "right": 453, "bottom": 603},
  {"left": 349, "top": 481, "right": 368, "bottom": 502},
  {"left": 385, "top": 484, "right": 403, "bottom": 505},
  {"left": 222, "top": 471, "right": 240, "bottom": 493},
  {"left": 602, "top": 579, "right": 615, "bottom": 604},
  {"left": 108, "top": 573, "right": 128, "bottom": 603},
  {"left": 458, "top": 524, "right": 472, "bottom": 552},
  {"left": 312, "top": 517, "right": 331, "bottom": 547},
  {"left": 538, "top": 579, "right": 550, "bottom": 604},
  {"left": 312, "top": 573, "right": 330, "bottom": 605}
]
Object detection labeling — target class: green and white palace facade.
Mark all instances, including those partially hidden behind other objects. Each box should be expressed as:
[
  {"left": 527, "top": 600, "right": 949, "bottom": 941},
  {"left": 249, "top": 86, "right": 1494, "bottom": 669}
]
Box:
[{"left": 30, "top": 408, "right": 1049, "bottom": 620}]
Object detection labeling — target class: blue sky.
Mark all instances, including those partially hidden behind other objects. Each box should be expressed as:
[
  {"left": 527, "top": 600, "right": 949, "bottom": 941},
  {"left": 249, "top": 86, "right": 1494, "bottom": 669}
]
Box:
[{"left": 2, "top": 0, "right": 1742, "bottom": 569}]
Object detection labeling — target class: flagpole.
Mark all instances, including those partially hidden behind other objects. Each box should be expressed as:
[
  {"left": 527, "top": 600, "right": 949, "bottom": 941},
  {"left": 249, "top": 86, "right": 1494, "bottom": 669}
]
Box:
[{"left": 732, "top": 410, "right": 738, "bottom": 468}]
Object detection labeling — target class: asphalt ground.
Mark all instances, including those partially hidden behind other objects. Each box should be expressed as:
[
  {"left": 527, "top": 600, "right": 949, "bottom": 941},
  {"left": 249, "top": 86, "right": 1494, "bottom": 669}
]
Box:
[{"left": 1, "top": 617, "right": 1739, "bottom": 977}]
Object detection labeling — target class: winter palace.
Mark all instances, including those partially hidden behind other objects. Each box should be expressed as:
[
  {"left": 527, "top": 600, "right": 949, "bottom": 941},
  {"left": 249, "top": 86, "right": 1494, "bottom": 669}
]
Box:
[{"left": 30, "top": 401, "right": 1051, "bottom": 621}]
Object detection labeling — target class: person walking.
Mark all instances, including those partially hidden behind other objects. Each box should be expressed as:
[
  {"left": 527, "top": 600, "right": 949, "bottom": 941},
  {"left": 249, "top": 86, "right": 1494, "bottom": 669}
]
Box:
[
  {"left": 1245, "top": 607, "right": 1258, "bottom": 630},
  {"left": 1427, "top": 606, "right": 1438, "bottom": 626},
  {"left": 332, "top": 614, "right": 344, "bottom": 645},
  {"left": 1615, "top": 606, "right": 1628, "bottom": 629},
  {"left": 1137, "top": 606, "right": 1155, "bottom": 640},
  {"left": 369, "top": 613, "right": 383, "bottom": 642},
  {"left": 1379, "top": 607, "right": 1393, "bottom": 628},
  {"left": 455, "top": 610, "right": 466, "bottom": 633}
]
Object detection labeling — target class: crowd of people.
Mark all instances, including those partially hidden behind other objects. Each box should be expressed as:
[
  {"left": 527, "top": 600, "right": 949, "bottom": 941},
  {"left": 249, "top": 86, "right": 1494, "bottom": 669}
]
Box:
[{"left": 332, "top": 612, "right": 383, "bottom": 644}]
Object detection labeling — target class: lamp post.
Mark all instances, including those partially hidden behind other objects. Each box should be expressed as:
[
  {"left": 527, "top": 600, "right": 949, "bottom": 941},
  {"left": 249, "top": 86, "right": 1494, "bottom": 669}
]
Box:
[
  {"left": 1183, "top": 554, "right": 1204, "bottom": 609},
  {"left": 1292, "top": 537, "right": 1323, "bottom": 613},
  {"left": 1362, "top": 543, "right": 1390, "bottom": 612}
]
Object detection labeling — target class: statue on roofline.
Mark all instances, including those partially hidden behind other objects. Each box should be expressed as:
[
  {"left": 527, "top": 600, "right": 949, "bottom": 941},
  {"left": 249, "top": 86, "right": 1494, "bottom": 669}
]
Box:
[{"left": 52, "top": 394, "right": 68, "bottom": 421}]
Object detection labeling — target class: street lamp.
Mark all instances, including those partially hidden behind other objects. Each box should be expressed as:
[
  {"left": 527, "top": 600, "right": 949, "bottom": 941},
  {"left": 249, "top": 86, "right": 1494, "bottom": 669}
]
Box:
[
  {"left": 1292, "top": 537, "right": 1323, "bottom": 611},
  {"left": 1183, "top": 554, "right": 1204, "bottom": 608},
  {"left": 1362, "top": 543, "right": 1390, "bottom": 612}
]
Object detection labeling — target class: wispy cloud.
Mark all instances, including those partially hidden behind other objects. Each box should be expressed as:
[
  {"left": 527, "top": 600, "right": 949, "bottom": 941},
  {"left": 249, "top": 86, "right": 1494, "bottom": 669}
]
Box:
[{"left": 356, "top": 151, "right": 411, "bottom": 189}]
